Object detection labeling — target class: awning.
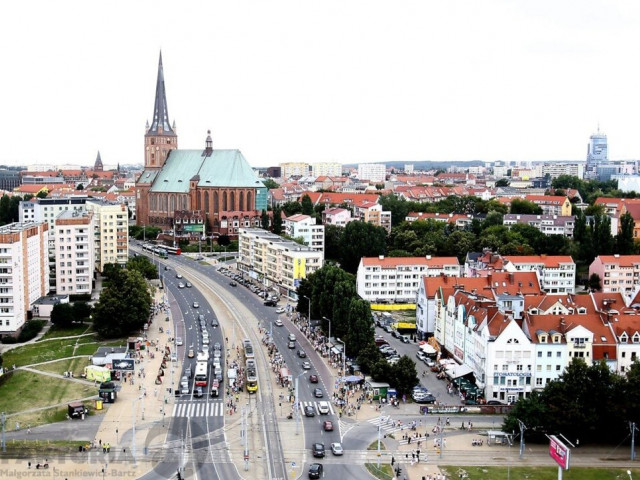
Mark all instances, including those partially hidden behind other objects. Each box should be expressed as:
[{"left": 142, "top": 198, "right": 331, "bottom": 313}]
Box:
[
  {"left": 445, "top": 364, "right": 473, "bottom": 379},
  {"left": 331, "top": 347, "right": 341, "bottom": 355},
  {"left": 420, "top": 344, "right": 437, "bottom": 355}
]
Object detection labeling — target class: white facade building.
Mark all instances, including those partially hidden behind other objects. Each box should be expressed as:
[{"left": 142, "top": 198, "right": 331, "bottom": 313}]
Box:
[
  {"left": 0, "top": 222, "right": 50, "bottom": 336},
  {"left": 283, "top": 214, "right": 325, "bottom": 255},
  {"left": 280, "top": 162, "right": 310, "bottom": 179},
  {"left": 503, "top": 255, "right": 576, "bottom": 294},
  {"left": 238, "top": 228, "right": 324, "bottom": 299},
  {"left": 85, "top": 200, "right": 129, "bottom": 272},
  {"left": 357, "top": 163, "right": 386, "bottom": 183},
  {"left": 54, "top": 210, "right": 95, "bottom": 295},
  {"left": 356, "top": 255, "right": 460, "bottom": 304}
]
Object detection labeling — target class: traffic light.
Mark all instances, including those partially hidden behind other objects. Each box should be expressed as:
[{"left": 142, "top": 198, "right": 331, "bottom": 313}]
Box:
[{"left": 391, "top": 456, "right": 395, "bottom": 466}]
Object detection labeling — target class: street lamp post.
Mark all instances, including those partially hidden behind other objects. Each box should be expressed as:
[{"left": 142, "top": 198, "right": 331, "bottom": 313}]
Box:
[
  {"left": 295, "top": 371, "right": 305, "bottom": 435},
  {"left": 303, "top": 295, "right": 311, "bottom": 332},
  {"left": 322, "top": 317, "right": 332, "bottom": 346}
]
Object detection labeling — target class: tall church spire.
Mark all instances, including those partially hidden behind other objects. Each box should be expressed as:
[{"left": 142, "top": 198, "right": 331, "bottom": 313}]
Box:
[{"left": 148, "top": 51, "right": 174, "bottom": 135}]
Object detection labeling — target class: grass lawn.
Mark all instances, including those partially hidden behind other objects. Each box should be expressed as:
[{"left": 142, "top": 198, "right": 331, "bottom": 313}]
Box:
[
  {"left": 1, "top": 439, "right": 87, "bottom": 456},
  {"left": 0, "top": 370, "right": 98, "bottom": 428},
  {"left": 368, "top": 440, "right": 386, "bottom": 450},
  {"left": 440, "top": 466, "right": 640, "bottom": 479},
  {"left": 39, "top": 323, "right": 93, "bottom": 340},
  {"left": 34, "top": 357, "right": 91, "bottom": 377},
  {"left": 365, "top": 463, "right": 394, "bottom": 480}
]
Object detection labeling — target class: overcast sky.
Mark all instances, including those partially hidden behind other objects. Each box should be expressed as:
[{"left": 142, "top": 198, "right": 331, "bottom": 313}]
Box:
[{"left": 2, "top": 1, "right": 640, "bottom": 169}]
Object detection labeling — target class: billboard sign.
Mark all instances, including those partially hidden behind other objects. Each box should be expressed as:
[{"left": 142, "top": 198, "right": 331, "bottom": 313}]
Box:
[
  {"left": 549, "top": 435, "right": 570, "bottom": 470},
  {"left": 184, "top": 224, "right": 204, "bottom": 233},
  {"left": 112, "top": 359, "right": 135, "bottom": 371}
]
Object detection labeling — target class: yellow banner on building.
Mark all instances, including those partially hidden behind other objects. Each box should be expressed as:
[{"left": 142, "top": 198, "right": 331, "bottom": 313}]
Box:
[
  {"left": 293, "top": 257, "right": 306, "bottom": 279},
  {"left": 394, "top": 322, "right": 417, "bottom": 330},
  {"left": 371, "top": 304, "right": 416, "bottom": 311}
]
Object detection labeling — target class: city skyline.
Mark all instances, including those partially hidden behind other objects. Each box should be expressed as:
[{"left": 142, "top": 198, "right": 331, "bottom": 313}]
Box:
[{"left": 3, "top": 1, "right": 640, "bottom": 168}]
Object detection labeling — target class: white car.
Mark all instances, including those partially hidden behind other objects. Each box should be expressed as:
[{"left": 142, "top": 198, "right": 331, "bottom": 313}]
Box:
[
  {"left": 193, "top": 302, "right": 200, "bottom": 308},
  {"left": 331, "top": 443, "right": 343, "bottom": 455},
  {"left": 176, "top": 337, "right": 183, "bottom": 346},
  {"left": 275, "top": 306, "right": 285, "bottom": 314},
  {"left": 318, "top": 401, "right": 330, "bottom": 414},
  {"left": 274, "top": 319, "right": 283, "bottom": 327},
  {"left": 178, "top": 282, "right": 185, "bottom": 289}
]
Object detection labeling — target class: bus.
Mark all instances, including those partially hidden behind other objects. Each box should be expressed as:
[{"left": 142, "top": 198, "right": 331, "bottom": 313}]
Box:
[
  {"left": 164, "top": 245, "right": 181, "bottom": 255},
  {"left": 142, "top": 243, "right": 168, "bottom": 259},
  {"left": 195, "top": 361, "right": 208, "bottom": 387},
  {"left": 246, "top": 358, "right": 258, "bottom": 393},
  {"left": 243, "top": 339, "right": 254, "bottom": 360}
]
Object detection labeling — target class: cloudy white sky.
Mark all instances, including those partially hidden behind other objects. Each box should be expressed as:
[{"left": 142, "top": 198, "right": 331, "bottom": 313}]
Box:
[{"left": 2, "top": 1, "right": 640, "bottom": 169}]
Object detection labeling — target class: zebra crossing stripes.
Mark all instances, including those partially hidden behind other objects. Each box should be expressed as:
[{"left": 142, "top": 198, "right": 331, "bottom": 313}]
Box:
[
  {"left": 299, "top": 401, "right": 335, "bottom": 416},
  {"left": 172, "top": 401, "right": 224, "bottom": 418},
  {"left": 367, "top": 416, "right": 400, "bottom": 434}
]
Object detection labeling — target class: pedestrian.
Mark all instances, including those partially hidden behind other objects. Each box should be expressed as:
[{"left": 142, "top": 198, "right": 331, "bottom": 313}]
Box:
[{"left": 28, "top": 462, "right": 31, "bottom": 469}]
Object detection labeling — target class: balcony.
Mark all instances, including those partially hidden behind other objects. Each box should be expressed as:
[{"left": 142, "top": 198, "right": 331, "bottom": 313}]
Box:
[{"left": 573, "top": 343, "right": 586, "bottom": 349}]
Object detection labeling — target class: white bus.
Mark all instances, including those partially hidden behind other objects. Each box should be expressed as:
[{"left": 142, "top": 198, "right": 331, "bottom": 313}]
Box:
[{"left": 195, "top": 361, "right": 208, "bottom": 387}]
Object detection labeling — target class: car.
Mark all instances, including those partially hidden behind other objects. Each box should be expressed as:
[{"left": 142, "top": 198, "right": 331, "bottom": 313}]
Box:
[
  {"left": 274, "top": 319, "right": 283, "bottom": 327},
  {"left": 188, "top": 349, "right": 195, "bottom": 358},
  {"left": 214, "top": 342, "right": 221, "bottom": 351},
  {"left": 171, "top": 353, "right": 178, "bottom": 362},
  {"left": 313, "top": 388, "right": 323, "bottom": 398},
  {"left": 275, "top": 306, "right": 285, "bottom": 314},
  {"left": 312, "top": 443, "right": 325, "bottom": 458},
  {"left": 425, "top": 358, "right": 436, "bottom": 367},
  {"left": 180, "top": 385, "right": 189, "bottom": 394},
  {"left": 164, "top": 266, "right": 171, "bottom": 271},
  {"left": 288, "top": 334, "right": 296, "bottom": 342},
  {"left": 211, "top": 318, "right": 219, "bottom": 327},
  {"left": 416, "top": 351, "right": 427, "bottom": 362},
  {"left": 176, "top": 337, "right": 183, "bottom": 346},
  {"left": 193, "top": 302, "right": 199, "bottom": 308},
  {"left": 263, "top": 300, "right": 277, "bottom": 307},
  {"left": 391, "top": 330, "right": 400, "bottom": 338},
  {"left": 198, "top": 314, "right": 205, "bottom": 322},
  {"left": 115, "top": 361, "right": 131, "bottom": 369},
  {"left": 229, "top": 281, "right": 237, "bottom": 287},
  {"left": 384, "top": 325, "right": 393, "bottom": 334},
  {"left": 186, "top": 282, "right": 192, "bottom": 288},
  {"left": 302, "top": 361, "right": 312, "bottom": 370},
  {"left": 177, "top": 282, "right": 185, "bottom": 288},
  {"left": 487, "top": 400, "right": 505, "bottom": 406},
  {"left": 203, "top": 337, "right": 210, "bottom": 345},
  {"left": 323, "top": 420, "right": 334, "bottom": 431},
  {"left": 288, "top": 341, "right": 296, "bottom": 349},
  {"left": 387, "top": 357, "right": 401, "bottom": 365},
  {"left": 185, "top": 366, "right": 192, "bottom": 378},
  {"left": 317, "top": 401, "right": 330, "bottom": 414},
  {"left": 297, "top": 349, "right": 307, "bottom": 358},
  {"left": 308, "top": 463, "right": 323, "bottom": 479},
  {"left": 330, "top": 442, "right": 343, "bottom": 456},
  {"left": 176, "top": 273, "right": 183, "bottom": 279},
  {"left": 202, "top": 344, "right": 210, "bottom": 353},
  {"left": 194, "top": 387, "right": 203, "bottom": 398},
  {"left": 400, "top": 335, "right": 411, "bottom": 343},
  {"left": 413, "top": 393, "right": 437, "bottom": 404},
  {"left": 309, "top": 374, "right": 319, "bottom": 383},
  {"left": 304, "top": 405, "right": 315, "bottom": 417}
]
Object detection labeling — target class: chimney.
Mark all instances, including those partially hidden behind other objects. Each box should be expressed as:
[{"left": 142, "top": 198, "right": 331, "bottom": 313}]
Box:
[
  {"left": 509, "top": 273, "right": 514, "bottom": 285},
  {"left": 487, "top": 273, "right": 492, "bottom": 286},
  {"left": 378, "top": 255, "right": 384, "bottom": 260},
  {"left": 426, "top": 255, "right": 432, "bottom": 260}
]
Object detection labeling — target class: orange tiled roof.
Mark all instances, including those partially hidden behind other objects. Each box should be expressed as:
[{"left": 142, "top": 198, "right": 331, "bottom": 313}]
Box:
[
  {"left": 504, "top": 255, "right": 574, "bottom": 268},
  {"left": 362, "top": 256, "right": 459, "bottom": 268}
]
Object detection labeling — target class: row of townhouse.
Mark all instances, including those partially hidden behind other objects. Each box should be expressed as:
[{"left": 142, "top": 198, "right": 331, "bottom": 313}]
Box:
[
  {"left": 589, "top": 254, "right": 640, "bottom": 299},
  {"left": 237, "top": 227, "right": 323, "bottom": 299},
  {"left": 427, "top": 273, "right": 640, "bottom": 404},
  {"left": 503, "top": 214, "right": 575, "bottom": 237}
]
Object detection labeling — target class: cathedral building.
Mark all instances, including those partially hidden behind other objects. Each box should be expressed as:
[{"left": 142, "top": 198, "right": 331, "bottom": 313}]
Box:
[{"left": 135, "top": 53, "right": 267, "bottom": 234}]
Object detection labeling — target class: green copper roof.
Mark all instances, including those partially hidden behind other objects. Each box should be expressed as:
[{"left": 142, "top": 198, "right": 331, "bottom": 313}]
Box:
[{"left": 150, "top": 149, "right": 263, "bottom": 193}]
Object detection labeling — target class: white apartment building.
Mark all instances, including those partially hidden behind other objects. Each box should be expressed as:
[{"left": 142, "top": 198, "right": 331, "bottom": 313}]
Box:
[
  {"left": 54, "top": 210, "right": 95, "bottom": 295},
  {"left": 0, "top": 222, "right": 50, "bottom": 336},
  {"left": 312, "top": 162, "right": 342, "bottom": 177},
  {"left": 541, "top": 162, "right": 585, "bottom": 179},
  {"left": 238, "top": 228, "right": 324, "bottom": 299},
  {"left": 322, "top": 207, "right": 353, "bottom": 227},
  {"left": 85, "top": 200, "right": 129, "bottom": 272},
  {"left": 19, "top": 197, "right": 89, "bottom": 241},
  {"left": 357, "top": 163, "right": 386, "bottom": 183},
  {"left": 503, "top": 214, "right": 575, "bottom": 237},
  {"left": 504, "top": 255, "right": 576, "bottom": 294},
  {"left": 283, "top": 214, "right": 325, "bottom": 255},
  {"left": 356, "top": 255, "right": 460, "bottom": 304},
  {"left": 280, "top": 162, "right": 310, "bottom": 179}
]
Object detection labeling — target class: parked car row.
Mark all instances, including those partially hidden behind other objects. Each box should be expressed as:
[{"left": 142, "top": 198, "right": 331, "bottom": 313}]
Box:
[{"left": 218, "top": 267, "right": 280, "bottom": 305}]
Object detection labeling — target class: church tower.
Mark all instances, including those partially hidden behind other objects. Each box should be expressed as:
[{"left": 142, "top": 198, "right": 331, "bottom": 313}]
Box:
[
  {"left": 144, "top": 51, "right": 177, "bottom": 169},
  {"left": 94, "top": 151, "right": 103, "bottom": 172}
]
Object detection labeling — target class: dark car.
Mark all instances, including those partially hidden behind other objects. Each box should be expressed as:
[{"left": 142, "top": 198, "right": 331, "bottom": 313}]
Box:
[
  {"left": 304, "top": 405, "right": 315, "bottom": 417},
  {"left": 263, "top": 299, "right": 277, "bottom": 307},
  {"left": 309, "top": 374, "right": 319, "bottom": 383},
  {"left": 312, "top": 443, "right": 325, "bottom": 458},
  {"left": 297, "top": 349, "right": 307, "bottom": 358},
  {"left": 229, "top": 281, "right": 237, "bottom": 287},
  {"left": 308, "top": 463, "right": 323, "bottom": 479},
  {"left": 413, "top": 393, "right": 437, "bottom": 404},
  {"left": 487, "top": 400, "right": 504, "bottom": 405}
]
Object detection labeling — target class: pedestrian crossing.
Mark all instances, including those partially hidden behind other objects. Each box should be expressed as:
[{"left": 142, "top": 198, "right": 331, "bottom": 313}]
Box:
[
  {"left": 172, "top": 400, "right": 225, "bottom": 418},
  {"left": 299, "top": 401, "right": 336, "bottom": 416},
  {"left": 367, "top": 416, "right": 401, "bottom": 434}
]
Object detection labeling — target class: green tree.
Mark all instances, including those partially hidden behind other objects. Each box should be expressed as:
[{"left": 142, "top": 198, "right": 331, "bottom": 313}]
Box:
[
  {"left": 0, "top": 195, "right": 11, "bottom": 225},
  {"left": 261, "top": 209, "right": 270, "bottom": 230},
  {"left": 262, "top": 178, "right": 279, "bottom": 189},
  {"left": 324, "top": 225, "right": 343, "bottom": 262},
  {"left": 50, "top": 303, "right": 76, "bottom": 328},
  {"left": 387, "top": 356, "right": 419, "bottom": 396},
  {"left": 356, "top": 342, "right": 383, "bottom": 375},
  {"left": 93, "top": 269, "right": 152, "bottom": 339},
  {"left": 509, "top": 199, "right": 543, "bottom": 215},
  {"left": 339, "top": 221, "right": 387, "bottom": 274},
  {"left": 72, "top": 301, "right": 93, "bottom": 325},
  {"left": 378, "top": 194, "right": 410, "bottom": 228},
  {"left": 301, "top": 194, "right": 314, "bottom": 216},
  {"left": 588, "top": 273, "right": 602, "bottom": 292},
  {"left": 495, "top": 178, "right": 510, "bottom": 187},
  {"left": 218, "top": 234, "right": 231, "bottom": 247},
  {"left": 127, "top": 255, "right": 159, "bottom": 280},
  {"left": 346, "top": 298, "right": 374, "bottom": 358},
  {"left": 281, "top": 201, "right": 302, "bottom": 217},
  {"left": 502, "top": 391, "right": 549, "bottom": 443},
  {"left": 36, "top": 190, "right": 48, "bottom": 199},
  {"left": 617, "top": 212, "right": 635, "bottom": 255},
  {"left": 273, "top": 206, "right": 283, "bottom": 234},
  {"left": 76, "top": 183, "right": 84, "bottom": 190}
]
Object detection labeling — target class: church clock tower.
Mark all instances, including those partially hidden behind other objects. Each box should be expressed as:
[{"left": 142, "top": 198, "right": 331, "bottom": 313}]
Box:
[{"left": 145, "top": 51, "right": 177, "bottom": 169}]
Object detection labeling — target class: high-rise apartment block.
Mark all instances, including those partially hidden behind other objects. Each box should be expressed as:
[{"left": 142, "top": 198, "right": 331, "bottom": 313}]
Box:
[
  {"left": 585, "top": 129, "right": 608, "bottom": 179},
  {"left": 357, "top": 163, "right": 386, "bottom": 183},
  {"left": 54, "top": 210, "right": 95, "bottom": 295},
  {"left": 86, "top": 200, "right": 129, "bottom": 272},
  {"left": 311, "top": 162, "right": 342, "bottom": 177},
  {"left": 280, "top": 162, "right": 311, "bottom": 179},
  {"left": 283, "top": 214, "right": 325, "bottom": 254},
  {"left": 0, "top": 222, "right": 49, "bottom": 336}
]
